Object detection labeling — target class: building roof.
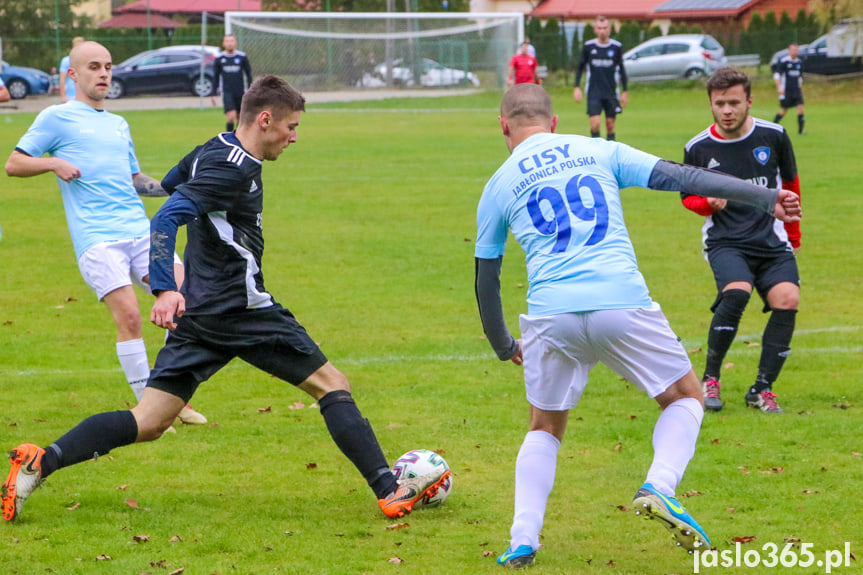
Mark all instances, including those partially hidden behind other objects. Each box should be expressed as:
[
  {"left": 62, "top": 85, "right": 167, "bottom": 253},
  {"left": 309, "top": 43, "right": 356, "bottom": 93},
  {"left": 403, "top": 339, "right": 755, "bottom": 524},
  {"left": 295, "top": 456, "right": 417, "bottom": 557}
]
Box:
[
  {"left": 530, "top": 0, "right": 665, "bottom": 19},
  {"left": 99, "top": 12, "right": 182, "bottom": 27},
  {"left": 115, "top": 0, "right": 261, "bottom": 14},
  {"left": 529, "top": 0, "right": 785, "bottom": 20}
]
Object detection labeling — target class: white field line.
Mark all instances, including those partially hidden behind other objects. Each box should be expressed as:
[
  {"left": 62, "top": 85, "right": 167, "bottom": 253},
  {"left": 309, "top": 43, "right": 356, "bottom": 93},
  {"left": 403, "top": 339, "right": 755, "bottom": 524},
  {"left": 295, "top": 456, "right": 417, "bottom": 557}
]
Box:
[{"left": 3, "top": 326, "right": 861, "bottom": 377}]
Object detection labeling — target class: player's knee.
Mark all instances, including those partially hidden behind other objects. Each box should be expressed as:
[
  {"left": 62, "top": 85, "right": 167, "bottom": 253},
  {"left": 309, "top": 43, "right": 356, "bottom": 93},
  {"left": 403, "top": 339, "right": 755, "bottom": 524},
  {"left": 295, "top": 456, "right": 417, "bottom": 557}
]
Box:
[{"left": 716, "top": 288, "right": 750, "bottom": 315}]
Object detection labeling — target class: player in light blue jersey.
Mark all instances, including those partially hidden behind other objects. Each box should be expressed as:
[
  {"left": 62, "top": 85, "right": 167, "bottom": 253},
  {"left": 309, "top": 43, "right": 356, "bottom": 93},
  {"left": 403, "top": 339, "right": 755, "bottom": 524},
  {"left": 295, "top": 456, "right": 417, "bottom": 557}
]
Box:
[
  {"left": 476, "top": 84, "right": 801, "bottom": 568},
  {"left": 59, "top": 37, "right": 84, "bottom": 103},
  {"left": 5, "top": 41, "right": 207, "bottom": 426}
]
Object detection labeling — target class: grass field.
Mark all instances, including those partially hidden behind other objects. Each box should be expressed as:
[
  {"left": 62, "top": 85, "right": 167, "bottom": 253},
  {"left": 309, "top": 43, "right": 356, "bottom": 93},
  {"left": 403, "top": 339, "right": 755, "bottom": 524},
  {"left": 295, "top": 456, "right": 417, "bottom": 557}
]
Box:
[{"left": 1, "top": 76, "right": 861, "bottom": 574}]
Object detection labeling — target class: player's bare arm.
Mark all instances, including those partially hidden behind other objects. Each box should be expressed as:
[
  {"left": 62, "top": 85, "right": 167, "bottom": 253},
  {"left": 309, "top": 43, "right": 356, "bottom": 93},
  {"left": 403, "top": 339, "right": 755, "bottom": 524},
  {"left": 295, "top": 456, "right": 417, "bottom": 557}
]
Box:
[
  {"left": 133, "top": 172, "right": 168, "bottom": 197},
  {"left": 706, "top": 197, "right": 727, "bottom": 210},
  {"left": 5, "top": 150, "right": 81, "bottom": 182}
]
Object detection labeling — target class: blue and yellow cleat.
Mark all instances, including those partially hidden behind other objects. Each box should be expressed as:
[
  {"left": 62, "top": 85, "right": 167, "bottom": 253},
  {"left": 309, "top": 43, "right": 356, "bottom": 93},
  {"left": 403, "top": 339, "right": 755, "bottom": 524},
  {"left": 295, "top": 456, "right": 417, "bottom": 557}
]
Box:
[
  {"left": 497, "top": 544, "right": 536, "bottom": 568},
  {"left": 633, "top": 482, "right": 711, "bottom": 553}
]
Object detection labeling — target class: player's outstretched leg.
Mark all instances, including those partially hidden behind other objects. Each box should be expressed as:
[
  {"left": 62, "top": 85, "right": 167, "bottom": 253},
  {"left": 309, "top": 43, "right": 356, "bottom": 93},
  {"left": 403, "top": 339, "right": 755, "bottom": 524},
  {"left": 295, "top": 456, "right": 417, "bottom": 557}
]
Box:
[
  {"left": 378, "top": 469, "right": 451, "bottom": 519},
  {"left": 2, "top": 444, "right": 46, "bottom": 521},
  {"left": 633, "top": 483, "right": 711, "bottom": 552}
]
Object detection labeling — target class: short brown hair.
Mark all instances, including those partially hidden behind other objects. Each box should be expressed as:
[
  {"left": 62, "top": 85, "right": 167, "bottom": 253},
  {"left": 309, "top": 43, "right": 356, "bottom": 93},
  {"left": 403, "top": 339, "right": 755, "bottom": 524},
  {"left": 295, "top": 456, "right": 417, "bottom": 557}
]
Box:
[
  {"left": 706, "top": 67, "right": 751, "bottom": 99},
  {"left": 239, "top": 75, "right": 306, "bottom": 126},
  {"left": 501, "top": 83, "right": 553, "bottom": 127}
]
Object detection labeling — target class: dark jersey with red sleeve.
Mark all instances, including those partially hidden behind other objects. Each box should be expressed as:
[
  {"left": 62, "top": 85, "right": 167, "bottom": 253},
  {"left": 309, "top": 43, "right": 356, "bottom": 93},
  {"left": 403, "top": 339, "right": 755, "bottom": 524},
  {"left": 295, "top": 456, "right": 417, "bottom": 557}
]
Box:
[{"left": 682, "top": 118, "right": 798, "bottom": 255}]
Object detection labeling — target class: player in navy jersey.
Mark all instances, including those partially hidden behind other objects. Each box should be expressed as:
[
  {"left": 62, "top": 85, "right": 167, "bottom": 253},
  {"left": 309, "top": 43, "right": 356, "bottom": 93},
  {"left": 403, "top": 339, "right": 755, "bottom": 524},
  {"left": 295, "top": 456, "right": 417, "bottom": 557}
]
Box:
[
  {"left": 771, "top": 43, "right": 805, "bottom": 134},
  {"left": 572, "top": 16, "right": 628, "bottom": 140},
  {"left": 682, "top": 67, "right": 802, "bottom": 415},
  {"left": 213, "top": 34, "right": 253, "bottom": 133},
  {"left": 477, "top": 84, "right": 800, "bottom": 567},
  {"left": 2, "top": 75, "right": 449, "bottom": 523}
]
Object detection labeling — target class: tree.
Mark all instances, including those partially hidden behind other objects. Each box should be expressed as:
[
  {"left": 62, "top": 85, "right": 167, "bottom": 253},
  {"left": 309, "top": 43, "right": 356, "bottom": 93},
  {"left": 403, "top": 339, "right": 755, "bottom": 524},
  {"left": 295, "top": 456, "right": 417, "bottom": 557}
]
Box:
[{"left": 0, "top": 0, "right": 89, "bottom": 71}]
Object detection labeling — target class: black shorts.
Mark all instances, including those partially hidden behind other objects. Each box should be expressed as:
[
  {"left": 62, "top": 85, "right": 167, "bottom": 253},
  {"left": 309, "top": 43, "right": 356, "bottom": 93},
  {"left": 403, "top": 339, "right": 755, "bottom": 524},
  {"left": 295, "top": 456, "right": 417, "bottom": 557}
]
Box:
[
  {"left": 707, "top": 246, "right": 800, "bottom": 312},
  {"left": 223, "top": 90, "right": 244, "bottom": 114},
  {"left": 587, "top": 97, "right": 621, "bottom": 118},
  {"left": 148, "top": 305, "right": 328, "bottom": 403},
  {"left": 780, "top": 94, "right": 804, "bottom": 108}
]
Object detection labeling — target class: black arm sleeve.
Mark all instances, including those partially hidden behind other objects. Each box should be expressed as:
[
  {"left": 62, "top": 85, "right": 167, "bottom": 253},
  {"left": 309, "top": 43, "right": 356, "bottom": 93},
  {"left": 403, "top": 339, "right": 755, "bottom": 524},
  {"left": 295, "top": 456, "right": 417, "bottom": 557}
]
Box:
[
  {"left": 243, "top": 56, "right": 253, "bottom": 87},
  {"left": 574, "top": 48, "right": 589, "bottom": 88},
  {"left": 475, "top": 257, "right": 519, "bottom": 361},
  {"left": 648, "top": 159, "right": 778, "bottom": 214},
  {"left": 617, "top": 49, "right": 628, "bottom": 91}
]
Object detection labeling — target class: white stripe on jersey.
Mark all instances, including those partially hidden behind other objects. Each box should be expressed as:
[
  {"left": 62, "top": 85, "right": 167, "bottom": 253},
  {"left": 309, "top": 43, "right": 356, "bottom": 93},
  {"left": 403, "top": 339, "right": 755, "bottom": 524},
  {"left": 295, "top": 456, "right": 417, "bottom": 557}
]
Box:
[
  {"left": 218, "top": 133, "right": 262, "bottom": 167},
  {"left": 207, "top": 211, "right": 273, "bottom": 310},
  {"left": 684, "top": 127, "right": 712, "bottom": 152}
]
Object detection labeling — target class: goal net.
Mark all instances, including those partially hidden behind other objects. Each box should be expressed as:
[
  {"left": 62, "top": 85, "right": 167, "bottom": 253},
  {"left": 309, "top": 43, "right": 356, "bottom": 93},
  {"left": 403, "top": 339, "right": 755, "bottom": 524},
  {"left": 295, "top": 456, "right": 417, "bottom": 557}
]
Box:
[{"left": 225, "top": 12, "right": 523, "bottom": 91}]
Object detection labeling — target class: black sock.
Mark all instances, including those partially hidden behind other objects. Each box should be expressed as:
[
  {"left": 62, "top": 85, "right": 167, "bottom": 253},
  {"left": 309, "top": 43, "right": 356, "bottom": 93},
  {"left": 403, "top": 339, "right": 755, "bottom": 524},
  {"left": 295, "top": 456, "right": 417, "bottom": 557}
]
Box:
[
  {"left": 750, "top": 308, "right": 797, "bottom": 395},
  {"left": 774, "top": 113, "right": 783, "bottom": 123},
  {"left": 704, "top": 289, "right": 751, "bottom": 380},
  {"left": 798, "top": 114, "right": 805, "bottom": 134},
  {"left": 590, "top": 130, "right": 600, "bottom": 138},
  {"left": 227, "top": 121, "right": 234, "bottom": 132},
  {"left": 606, "top": 133, "right": 616, "bottom": 141},
  {"left": 318, "top": 390, "right": 397, "bottom": 499},
  {"left": 41, "top": 411, "right": 138, "bottom": 478}
]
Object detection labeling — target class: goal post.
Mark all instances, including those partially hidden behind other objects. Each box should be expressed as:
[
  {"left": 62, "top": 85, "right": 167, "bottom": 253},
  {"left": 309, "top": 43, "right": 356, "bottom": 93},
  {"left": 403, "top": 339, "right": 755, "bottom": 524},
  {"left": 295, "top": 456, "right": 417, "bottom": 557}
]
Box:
[{"left": 224, "top": 11, "right": 524, "bottom": 91}]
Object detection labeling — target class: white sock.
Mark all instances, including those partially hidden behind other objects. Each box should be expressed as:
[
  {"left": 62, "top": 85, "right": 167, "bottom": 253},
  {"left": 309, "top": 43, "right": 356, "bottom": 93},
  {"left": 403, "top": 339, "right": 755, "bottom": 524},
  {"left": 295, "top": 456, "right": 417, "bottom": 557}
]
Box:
[
  {"left": 645, "top": 397, "right": 703, "bottom": 497},
  {"left": 116, "top": 338, "right": 149, "bottom": 402},
  {"left": 510, "top": 430, "right": 560, "bottom": 551}
]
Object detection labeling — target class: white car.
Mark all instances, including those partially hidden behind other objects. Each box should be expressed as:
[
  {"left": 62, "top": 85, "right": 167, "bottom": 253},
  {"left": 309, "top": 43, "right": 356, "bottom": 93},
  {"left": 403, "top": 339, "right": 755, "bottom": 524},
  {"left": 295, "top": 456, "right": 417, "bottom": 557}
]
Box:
[
  {"left": 367, "top": 58, "right": 479, "bottom": 87},
  {"left": 623, "top": 34, "right": 727, "bottom": 81}
]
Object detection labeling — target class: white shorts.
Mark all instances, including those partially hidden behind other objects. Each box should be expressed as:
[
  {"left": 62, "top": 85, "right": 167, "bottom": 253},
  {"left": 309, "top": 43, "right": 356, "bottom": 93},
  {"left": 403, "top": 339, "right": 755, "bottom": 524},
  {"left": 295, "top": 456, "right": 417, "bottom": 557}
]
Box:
[
  {"left": 519, "top": 302, "right": 693, "bottom": 411},
  {"left": 77, "top": 237, "right": 182, "bottom": 301}
]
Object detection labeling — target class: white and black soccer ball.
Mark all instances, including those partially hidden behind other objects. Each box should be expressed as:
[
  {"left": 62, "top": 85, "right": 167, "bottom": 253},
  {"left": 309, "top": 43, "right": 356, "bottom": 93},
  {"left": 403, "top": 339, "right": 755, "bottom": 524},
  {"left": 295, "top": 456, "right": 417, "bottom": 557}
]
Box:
[{"left": 391, "top": 449, "right": 452, "bottom": 507}]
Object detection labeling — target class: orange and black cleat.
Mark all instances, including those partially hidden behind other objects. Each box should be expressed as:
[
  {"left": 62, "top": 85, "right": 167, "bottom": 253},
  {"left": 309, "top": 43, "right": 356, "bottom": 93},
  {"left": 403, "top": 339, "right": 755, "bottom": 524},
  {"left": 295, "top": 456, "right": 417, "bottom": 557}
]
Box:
[
  {"left": 2, "top": 443, "right": 46, "bottom": 522},
  {"left": 378, "top": 469, "right": 451, "bottom": 519}
]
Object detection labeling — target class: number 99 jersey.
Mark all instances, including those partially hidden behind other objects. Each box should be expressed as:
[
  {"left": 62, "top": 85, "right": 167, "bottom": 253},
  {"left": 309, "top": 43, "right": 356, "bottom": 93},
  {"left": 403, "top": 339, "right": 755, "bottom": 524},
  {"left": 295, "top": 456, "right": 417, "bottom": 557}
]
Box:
[{"left": 476, "top": 133, "right": 661, "bottom": 316}]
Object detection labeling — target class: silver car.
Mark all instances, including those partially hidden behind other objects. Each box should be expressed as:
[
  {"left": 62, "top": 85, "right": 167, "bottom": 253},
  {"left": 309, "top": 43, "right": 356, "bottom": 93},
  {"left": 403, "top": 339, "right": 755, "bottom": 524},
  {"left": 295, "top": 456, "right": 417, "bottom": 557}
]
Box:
[{"left": 623, "top": 34, "right": 727, "bottom": 81}]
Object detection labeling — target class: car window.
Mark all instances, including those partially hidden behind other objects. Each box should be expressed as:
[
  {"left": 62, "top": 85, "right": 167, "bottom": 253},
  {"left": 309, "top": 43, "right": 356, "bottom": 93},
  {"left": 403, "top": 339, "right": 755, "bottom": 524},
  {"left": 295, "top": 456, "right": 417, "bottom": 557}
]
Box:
[
  {"left": 810, "top": 36, "right": 827, "bottom": 50},
  {"left": 635, "top": 45, "right": 664, "bottom": 58},
  {"left": 164, "top": 54, "right": 196, "bottom": 64},
  {"left": 701, "top": 37, "right": 722, "bottom": 50},
  {"left": 664, "top": 44, "right": 690, "bottom": 54},
  {"left": 138, "top": 55, "right": 167, "bottom": 66}
]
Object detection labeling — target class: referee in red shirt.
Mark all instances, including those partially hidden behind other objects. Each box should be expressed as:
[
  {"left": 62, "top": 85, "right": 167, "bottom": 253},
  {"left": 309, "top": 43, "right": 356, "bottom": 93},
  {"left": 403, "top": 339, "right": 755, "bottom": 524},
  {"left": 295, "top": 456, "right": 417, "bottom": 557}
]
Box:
[{"left": 507, "top": 42, "right": 539, "bottom": 86}]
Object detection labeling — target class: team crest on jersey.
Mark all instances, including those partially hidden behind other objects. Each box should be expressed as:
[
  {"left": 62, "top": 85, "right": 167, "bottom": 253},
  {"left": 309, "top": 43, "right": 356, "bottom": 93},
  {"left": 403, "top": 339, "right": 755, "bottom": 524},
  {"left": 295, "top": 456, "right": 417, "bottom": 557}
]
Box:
[
  {"left": 753, "top": 146, "right": 771, "bottom": 165},
  {"left": 608, "top": 49, "right": 614, "bottom": 57}
]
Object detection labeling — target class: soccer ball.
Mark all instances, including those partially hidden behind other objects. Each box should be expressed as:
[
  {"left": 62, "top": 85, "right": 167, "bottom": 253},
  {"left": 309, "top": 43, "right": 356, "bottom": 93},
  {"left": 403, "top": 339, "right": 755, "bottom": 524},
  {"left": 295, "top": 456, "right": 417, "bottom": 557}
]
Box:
[{"left": 391, "top": 449, "right": 452, "bottom": 507}]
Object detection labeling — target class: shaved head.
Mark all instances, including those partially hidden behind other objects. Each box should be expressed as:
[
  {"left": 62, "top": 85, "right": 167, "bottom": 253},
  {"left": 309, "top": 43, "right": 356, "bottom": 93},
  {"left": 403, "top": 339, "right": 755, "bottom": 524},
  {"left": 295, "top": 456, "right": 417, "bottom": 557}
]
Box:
[
  {"left": 70, "top": 41, "right": 111, "bottom": 69},
  {"left": 501, "top": 83, "right": 554, "bottom": 129}
]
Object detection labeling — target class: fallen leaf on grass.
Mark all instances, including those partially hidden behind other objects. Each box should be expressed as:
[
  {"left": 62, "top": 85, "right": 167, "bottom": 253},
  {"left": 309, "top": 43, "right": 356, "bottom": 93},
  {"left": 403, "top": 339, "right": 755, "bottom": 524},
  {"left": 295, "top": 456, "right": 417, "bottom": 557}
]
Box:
[
  {"left": 784, "top": 537, "right": 802, "bottom": 543},
  {"left": 833, "top": 403, "right": 852, "bottom": 410},
  {"left": 306, "top": 462, "right": 317, "bottom": 469},
  {"left": 726, "top": 508, "right": 736, "bottom": 513},
  {"left": 710, "top": 438, "right": 720, "bottom": 445},
  {"left": 613, "top": 443, "right": 622, "bottom": 452},
  {"left": 169, "top": 535, "right": 182, "bottom": 543},
  {"left": 616, "top": 505, "right": 629, "bottom": 512},
  {"left": 802, "top": 489, "right": 818, "bottom": 495},
  {"left": 737, "top": 466, "right": 750, "bottom": 475},
  {"left": 288, "top": 401, "right": 305, "bottom": 410},
  {"left": 66, "top": 502, "right": 81, "bottom": 511},
  {"left": 606, "top": 560, "right": 617, "bottom": 567},
  {"left": 133, "top": 535, "right": 149, "bottom": 543},
  {"left": 96, "top": 554, "right": 112, "bottom": 560},
  {"left": 387, "top": 557, "right": 403, "bottom": 564},
  {"left": 687, "top": 347, "right": 702, "bottom": 354},
  {"left": 125, "top": 499, "right": 139, "bottom": 508},
  {"left": 116, "top": 484, "right": 128, "bottom": 491},
  {"left": 851, "top": 452, "right": 860, "bottom": 456},
  {"left": 732, "top": 536, "right": 757, "bottom": 544},
  {"left": 760, "top": 467, "right": 784, "bottom": 474},
  {"left": 168, "top": 569, "right": 185, "bottom": 575},
  {"left": 258, "top": 406, "right": 271, "bottom": 413},
  {"left": 745, "top": 341, "right": 760, "bottom": 348},
  {"left": 386, "top": 523, "right": 410, "bottom": 531},
  {"left": 482, "top": 551, "right": 494, "bottom": 557},
  {"left": 723, "top": 362, "right": 735, "bottom": 370},
  {"left": 681, "top": 490, "right": 702, "bottom": 498}
]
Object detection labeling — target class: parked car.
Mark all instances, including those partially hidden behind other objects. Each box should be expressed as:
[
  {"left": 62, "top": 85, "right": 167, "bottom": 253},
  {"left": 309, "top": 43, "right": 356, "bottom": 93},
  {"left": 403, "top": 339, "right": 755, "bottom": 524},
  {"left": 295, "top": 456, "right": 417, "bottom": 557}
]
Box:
[
  {"left": 0, "top": 61, "right": 51, "bottom": 99},
  {"left": 770, "top": 33, "right": 863, "bottom": 76},
  {"left": 108, "top": 45, "right": 219, "bottom": 99},
  {"left": 364, "top": 58, "right": 480, "bottom": 87},
  {"left": 623, "top": 34, "right": 727, "bottom": 81}
]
